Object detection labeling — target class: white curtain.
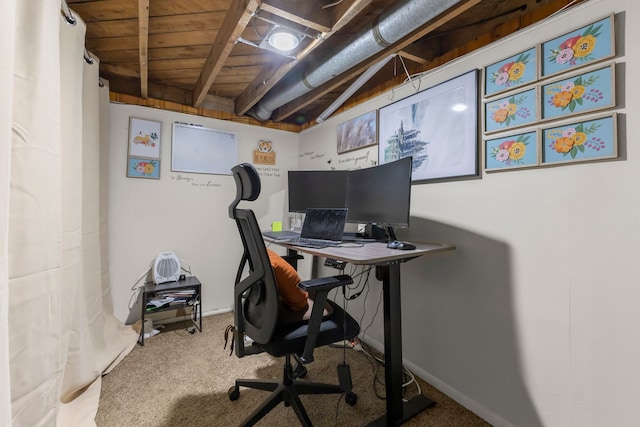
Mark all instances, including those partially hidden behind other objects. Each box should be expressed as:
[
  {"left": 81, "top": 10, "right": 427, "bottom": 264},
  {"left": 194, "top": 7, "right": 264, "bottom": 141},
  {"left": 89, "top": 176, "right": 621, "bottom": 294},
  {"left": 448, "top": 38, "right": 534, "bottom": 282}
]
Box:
[{"left": 1, "top": 1, "right": 138, "bottom": 426}]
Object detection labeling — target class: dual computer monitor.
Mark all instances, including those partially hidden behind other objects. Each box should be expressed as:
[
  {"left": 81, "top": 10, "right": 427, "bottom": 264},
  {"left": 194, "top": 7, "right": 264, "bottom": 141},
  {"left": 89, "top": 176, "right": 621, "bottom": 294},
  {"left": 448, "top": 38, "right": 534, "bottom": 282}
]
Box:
[{"left": 287, "top": 156, "right": 412, "bottom": 228}]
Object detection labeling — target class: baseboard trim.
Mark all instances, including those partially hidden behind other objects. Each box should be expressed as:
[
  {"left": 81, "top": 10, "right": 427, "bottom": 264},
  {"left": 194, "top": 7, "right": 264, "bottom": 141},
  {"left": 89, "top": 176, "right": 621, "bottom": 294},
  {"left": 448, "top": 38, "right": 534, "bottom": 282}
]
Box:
[{"left": 358, "top": 332, "right": 514, "bottom": 427}]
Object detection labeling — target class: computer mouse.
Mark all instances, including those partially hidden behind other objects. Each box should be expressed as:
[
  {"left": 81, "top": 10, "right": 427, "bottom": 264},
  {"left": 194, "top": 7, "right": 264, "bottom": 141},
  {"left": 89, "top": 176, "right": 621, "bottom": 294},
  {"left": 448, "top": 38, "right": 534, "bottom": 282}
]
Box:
[
  {"left": 396, "top": 242, "right": 416, "bottom": 250},
  {"left": 386, "top": 240, "right": 400, "bottom": 249}
]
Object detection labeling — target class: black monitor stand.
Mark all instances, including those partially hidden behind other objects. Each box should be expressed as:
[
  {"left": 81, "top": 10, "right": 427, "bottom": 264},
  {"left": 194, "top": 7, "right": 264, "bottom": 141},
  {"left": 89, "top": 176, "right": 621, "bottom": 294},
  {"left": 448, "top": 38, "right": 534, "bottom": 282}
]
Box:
[
  {"left": 363, "top": 223, "right": 394, "bottom": 242},
  {"left": 386, "top": 225, "right": 397, "bottom": 242}
]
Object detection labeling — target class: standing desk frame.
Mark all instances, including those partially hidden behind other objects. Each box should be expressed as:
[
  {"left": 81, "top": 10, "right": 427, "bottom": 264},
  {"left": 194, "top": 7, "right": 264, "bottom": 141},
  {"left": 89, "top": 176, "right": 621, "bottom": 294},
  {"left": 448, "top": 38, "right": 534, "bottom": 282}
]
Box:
[{"left": 269, "top": 240, "right": 455, "bottom": 426}]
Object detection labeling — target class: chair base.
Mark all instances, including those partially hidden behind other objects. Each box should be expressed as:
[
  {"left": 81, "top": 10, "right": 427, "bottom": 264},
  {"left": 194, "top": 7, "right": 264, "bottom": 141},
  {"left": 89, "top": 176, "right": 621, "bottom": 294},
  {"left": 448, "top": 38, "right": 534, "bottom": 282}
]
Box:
[{"left": 228, "top": 355, "right": 356, "bottom": 426}]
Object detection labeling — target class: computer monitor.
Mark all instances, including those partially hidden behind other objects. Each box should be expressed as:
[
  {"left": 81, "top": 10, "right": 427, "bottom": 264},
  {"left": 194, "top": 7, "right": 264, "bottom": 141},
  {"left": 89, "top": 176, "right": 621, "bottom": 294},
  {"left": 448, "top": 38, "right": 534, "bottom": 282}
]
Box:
[
  {"left": 345, "top": 156, "right": 412, "bottom": 228},
  {"left": 287, "top": 170, "right": 349, "bottom": 213}
]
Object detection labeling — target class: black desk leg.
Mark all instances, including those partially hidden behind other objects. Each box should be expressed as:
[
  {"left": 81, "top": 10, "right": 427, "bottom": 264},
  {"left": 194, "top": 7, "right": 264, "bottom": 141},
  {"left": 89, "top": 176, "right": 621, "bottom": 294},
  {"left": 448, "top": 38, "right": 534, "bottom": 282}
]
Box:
[{"left": 368, "top": 263, "right": 435, "bottom": 426}]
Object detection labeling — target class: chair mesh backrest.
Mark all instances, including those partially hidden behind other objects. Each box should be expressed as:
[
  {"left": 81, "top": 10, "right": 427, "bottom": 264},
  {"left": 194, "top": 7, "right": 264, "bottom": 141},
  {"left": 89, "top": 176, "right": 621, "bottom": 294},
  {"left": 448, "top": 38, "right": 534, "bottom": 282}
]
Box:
[{"left": 229, "top": 163, "right": 279, "bottom": 345}]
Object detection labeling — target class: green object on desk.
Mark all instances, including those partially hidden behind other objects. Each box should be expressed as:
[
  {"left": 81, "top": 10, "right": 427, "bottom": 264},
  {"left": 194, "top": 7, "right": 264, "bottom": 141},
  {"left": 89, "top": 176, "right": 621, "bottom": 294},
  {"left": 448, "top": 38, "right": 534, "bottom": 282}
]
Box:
[{"left": 271, "top": 221, "right": 282, "bottom": 232}]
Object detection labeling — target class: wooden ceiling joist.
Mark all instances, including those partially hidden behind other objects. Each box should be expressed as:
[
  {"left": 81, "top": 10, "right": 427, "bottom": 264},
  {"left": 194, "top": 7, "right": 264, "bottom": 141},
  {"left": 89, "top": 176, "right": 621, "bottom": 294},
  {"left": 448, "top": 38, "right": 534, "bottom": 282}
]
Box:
[
  {"left": 138, "top": 0, "right": 150, "bottom": 98},
  {"left": 192, "top": 0, "right": 261, "bottom": 108}
]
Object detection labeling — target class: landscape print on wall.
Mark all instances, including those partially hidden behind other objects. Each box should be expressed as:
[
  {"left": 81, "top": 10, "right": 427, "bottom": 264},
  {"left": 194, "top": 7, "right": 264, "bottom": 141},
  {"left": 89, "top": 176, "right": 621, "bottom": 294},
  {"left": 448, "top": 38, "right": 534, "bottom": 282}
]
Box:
[{"left": 378, "top": 70, "right": 478, "bottom": 182}]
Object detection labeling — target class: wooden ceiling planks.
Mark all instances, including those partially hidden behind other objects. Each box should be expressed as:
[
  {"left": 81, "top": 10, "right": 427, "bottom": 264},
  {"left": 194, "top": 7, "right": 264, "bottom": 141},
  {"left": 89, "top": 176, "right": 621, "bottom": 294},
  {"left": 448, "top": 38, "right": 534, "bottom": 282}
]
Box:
[{"left": 68, "top": 0, "right": 587, "bottom": 128}]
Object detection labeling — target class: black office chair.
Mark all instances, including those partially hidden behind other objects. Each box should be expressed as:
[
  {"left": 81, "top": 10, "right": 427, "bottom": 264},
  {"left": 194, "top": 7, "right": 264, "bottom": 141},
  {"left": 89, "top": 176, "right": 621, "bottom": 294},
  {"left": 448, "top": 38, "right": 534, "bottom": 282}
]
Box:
[{"left": 227, "top": 163, "right": 360, "bottom": 426}]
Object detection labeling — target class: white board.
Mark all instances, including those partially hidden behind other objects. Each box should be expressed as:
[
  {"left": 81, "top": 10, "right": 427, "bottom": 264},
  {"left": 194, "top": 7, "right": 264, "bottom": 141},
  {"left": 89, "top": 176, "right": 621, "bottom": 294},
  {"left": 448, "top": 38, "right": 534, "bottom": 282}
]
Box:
[{"left": 171, "top": 122, "right": 238, "bottom": 175}]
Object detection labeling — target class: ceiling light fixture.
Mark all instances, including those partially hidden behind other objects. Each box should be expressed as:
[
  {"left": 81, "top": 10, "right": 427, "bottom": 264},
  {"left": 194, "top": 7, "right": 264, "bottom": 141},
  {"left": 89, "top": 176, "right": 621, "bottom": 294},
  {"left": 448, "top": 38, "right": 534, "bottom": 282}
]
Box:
[{"left": 267, "top": 29, "right": 300, "bottom": 52}]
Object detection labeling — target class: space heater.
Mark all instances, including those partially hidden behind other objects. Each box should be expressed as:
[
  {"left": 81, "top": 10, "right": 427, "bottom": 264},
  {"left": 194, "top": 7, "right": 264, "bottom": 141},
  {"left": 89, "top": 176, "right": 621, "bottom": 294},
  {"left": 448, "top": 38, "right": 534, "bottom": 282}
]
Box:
[{"left": 152, "top": 251, "right": 181, "bottom": 285}]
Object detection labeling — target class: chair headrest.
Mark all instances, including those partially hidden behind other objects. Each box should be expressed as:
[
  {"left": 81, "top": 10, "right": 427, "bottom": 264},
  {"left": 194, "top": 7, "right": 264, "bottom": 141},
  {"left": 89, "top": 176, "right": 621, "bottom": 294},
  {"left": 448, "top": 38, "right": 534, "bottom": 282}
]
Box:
[{"left": 232, "top": 163, "right": 261, "bottom": 201}]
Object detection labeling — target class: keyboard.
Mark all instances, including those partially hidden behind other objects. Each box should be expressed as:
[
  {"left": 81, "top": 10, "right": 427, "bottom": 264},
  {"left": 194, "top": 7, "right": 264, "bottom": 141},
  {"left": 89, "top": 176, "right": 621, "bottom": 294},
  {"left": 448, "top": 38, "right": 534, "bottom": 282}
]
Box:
[{"left": 285, "top": 238, "right": 340, "bottom": 248}]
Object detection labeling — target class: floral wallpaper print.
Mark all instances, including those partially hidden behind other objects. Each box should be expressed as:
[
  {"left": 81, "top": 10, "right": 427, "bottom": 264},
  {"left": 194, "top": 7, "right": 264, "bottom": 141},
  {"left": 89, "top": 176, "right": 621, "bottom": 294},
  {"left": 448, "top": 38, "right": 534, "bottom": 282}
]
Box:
[
  {"left": 542, "top": 64, "right": 614, "bottom": 120},
  {"left": 541, "top": 15, "right": 614, "bottom": 77},
  {"left": 484, "top": 47, "right": 538, "bottom": 97},
  {"left": 542, "top": 115, "right": 616, "bottom": 164},
  {"left": 484, "top": 88, "right": 537, "bottom": 133},
  {"left": 486, "top": 131, "right": 538, "bottom": 170}
]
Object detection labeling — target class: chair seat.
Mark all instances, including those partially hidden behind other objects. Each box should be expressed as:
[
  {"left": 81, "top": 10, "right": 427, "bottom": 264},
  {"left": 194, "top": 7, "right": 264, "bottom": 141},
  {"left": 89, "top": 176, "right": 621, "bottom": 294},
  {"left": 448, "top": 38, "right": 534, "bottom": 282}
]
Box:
[{"left": 257, "top": 300, "right": 359, "bottom": 358}]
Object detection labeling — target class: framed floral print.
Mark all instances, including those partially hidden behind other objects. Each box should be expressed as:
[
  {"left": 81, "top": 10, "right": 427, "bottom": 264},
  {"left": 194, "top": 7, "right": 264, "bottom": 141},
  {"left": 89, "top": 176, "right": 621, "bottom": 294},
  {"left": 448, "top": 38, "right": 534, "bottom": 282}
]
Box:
[
  {"left": 541, "top": 62, "right": 615, "bottom": 121},
  {"left": 127, "top": 117, "right": 161, "bottom": 179},
  {"left": 483, "top": 47, "right": 538, "bottom": 97},
  {"left": 128, "top": 117, "right": 161, "bottom": 159},
  {"left": 541, "top": 113, "right": 617, "bottom": 165},
  {"left": 485, "top": 130, "right": 539, "bottom": 171},
  {"left": 127, "top": 157, "right": 160, "bottom": 179},
  {"left": 484, "top": 87, "right": 538, "bottom": 134},
  {"left": 541, "top": 14, "right": 615, "bottom": 78}
]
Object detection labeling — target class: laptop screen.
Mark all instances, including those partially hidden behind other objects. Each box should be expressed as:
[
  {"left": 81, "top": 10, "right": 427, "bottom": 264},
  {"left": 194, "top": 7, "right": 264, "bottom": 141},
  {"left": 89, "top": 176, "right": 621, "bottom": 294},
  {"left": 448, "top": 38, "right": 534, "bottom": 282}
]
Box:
[{"left": 300, "top": 208, "right": 348, "bottom": 241}]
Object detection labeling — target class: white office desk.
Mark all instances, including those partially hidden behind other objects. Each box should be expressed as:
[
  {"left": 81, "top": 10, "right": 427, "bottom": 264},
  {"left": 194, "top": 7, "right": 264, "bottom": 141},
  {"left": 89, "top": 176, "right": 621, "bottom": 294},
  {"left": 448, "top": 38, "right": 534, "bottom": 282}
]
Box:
[{"left": 268, "top": 239, "right": 456, "bottom": 426}]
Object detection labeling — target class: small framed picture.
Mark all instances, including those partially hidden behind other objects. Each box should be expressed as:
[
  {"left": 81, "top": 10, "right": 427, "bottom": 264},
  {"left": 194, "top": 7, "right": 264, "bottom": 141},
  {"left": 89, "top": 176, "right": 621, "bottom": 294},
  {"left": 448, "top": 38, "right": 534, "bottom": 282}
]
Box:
[
  {"left": 127, "top": 157, "right": 160, "bottom": 179},
  {"left": 483, "top": 47, "right": 538, "bottom": 98},
  {"left": 540, "top": 14, "right": 615, "bottom": 78},
  {"left": 540, "top": 63, "right": 615, "bottom": 121},
  {"left": 541, "top": 113, "right": 617, "bottom": 165},
  {"left": 128, "top": 117, "right": 161, "bottom": 159},
  {"left": 485, "top": 130, "right": 539, "bottom": 171},
  {"left": 484, "top": 87, "right": 538, "bottom": 134},
  {"left": 337, "top": 110, "right": 377, "bottom": 154}
]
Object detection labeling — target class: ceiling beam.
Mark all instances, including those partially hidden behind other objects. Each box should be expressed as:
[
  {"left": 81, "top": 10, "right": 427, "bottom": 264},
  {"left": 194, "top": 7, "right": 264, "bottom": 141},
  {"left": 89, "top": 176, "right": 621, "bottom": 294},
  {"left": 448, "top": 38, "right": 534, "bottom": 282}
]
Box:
[
  {"left": 234, "top": 0, "right": 373, "bottom": 116},
  {"left": 138, "top": 0, "right": 149, "bottom": 98},
  {"left": 192, "top": 0, "right": 261, "bottom": 108},
  {"left": 272, "top": 0, "right": 482, "bottom": 122},
  {"left": 260, "top": 0, "right": 331, "bottom": 32},
  {"left": 398, "top": 43, "right": 439, "bottom": 65}
]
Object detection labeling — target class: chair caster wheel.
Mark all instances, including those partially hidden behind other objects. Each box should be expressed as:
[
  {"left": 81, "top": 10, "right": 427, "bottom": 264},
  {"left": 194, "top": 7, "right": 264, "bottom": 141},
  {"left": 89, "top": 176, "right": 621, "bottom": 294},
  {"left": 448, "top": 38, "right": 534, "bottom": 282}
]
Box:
[
  {"left": 345, "top": 391, "right": 357, "bottom": 406},
  {"left": 292, "top": 363, "right": 307, "bottom": 379},
  {"left": 228, "top": 386, "right": 240, "bottom": 401}
]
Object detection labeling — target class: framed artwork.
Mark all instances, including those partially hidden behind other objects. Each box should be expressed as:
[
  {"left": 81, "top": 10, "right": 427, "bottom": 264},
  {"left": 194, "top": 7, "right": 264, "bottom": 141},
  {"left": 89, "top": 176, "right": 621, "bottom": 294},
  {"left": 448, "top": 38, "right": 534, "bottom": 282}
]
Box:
[
  {"left": 127, "top": 157, "right": 160, "bottom": 179},
  {"left": 541, "top": 14, "right": 614, "bottom": 78},
  {"left": 337, "top": 110, "right": 377, "bottom": 154},
  {"left": 484, "top": 47, "right": 538, "bottom": 97},
  {"left": 378, "top": 69, "right": 478, "bottom": 183},
  {"left": 541, "top": 113, "right": 617, "bottom": 165},
  {"left": 128, "top": 117, "right": 161, "bottom": 159},
  {"left": 484, "top": 87, "right": 537, "bottom": 134},
  {"left": 485, "top": 130, "right": 539, "bottom": 171},
  {"left": 541, "top": 63, "right": 615, "bottom": 121}
]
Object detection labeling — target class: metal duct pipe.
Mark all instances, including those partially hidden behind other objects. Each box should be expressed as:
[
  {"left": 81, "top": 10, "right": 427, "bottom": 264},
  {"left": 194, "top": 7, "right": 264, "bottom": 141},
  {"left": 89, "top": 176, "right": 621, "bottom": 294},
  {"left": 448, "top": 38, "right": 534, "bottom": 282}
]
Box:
[{"left": 249, "top": 0, "right": 462, "bottom": 121}]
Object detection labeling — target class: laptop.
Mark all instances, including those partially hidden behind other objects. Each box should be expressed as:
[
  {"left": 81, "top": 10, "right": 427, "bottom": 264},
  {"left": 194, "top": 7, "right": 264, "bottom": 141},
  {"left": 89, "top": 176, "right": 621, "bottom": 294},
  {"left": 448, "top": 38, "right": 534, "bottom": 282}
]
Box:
[{"left": 282, "top": 208, "right": 348, "bottom": 247}]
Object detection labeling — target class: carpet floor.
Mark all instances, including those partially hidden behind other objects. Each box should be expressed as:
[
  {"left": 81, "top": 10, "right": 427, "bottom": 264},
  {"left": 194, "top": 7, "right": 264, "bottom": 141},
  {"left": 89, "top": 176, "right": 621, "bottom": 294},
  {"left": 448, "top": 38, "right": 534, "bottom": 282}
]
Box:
[{"left": 96, "top": 312, "right": 492, "bottom": 426}]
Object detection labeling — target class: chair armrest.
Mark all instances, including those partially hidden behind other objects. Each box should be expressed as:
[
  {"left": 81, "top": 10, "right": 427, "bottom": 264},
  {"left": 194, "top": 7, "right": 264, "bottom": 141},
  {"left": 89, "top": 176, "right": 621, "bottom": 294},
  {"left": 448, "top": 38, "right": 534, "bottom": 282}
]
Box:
[
  {"left": 297, "top": 274, "right": 353, "bottom": 364},
  {"left": 298, "top": 274, "right": 353, "bottom": 292}
]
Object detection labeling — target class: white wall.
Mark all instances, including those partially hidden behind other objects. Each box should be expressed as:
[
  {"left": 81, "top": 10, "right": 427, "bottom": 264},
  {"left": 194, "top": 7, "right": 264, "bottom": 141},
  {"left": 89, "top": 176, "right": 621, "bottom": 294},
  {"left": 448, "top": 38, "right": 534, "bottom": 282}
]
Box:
[
  {"left": 107, "top": 104, "right": 300, "bottom": 323},
  {"left": 298, "top": 1, "right": 639, "bottom": 426}
]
